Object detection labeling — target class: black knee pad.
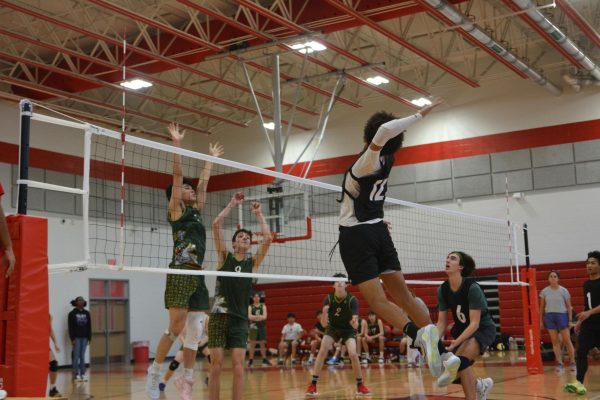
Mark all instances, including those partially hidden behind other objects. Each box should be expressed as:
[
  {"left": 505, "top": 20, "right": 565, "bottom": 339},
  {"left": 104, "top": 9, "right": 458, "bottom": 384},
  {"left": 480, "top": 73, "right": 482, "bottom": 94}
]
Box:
[
  {"left": 49, "top": 360, "right": 58, "bottom": 372},
  {"left": 169, "top": 360, "right": 180, "bottom": 371},
  {"left": 458, "top": 356, "right": 473, "bottom": 372}
]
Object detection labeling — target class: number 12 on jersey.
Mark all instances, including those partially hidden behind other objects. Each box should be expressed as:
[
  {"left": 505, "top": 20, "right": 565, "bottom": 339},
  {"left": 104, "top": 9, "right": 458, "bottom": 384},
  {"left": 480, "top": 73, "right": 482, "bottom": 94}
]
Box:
[{"left": 369, "top": 179, "right": 388, "bottom": 201}]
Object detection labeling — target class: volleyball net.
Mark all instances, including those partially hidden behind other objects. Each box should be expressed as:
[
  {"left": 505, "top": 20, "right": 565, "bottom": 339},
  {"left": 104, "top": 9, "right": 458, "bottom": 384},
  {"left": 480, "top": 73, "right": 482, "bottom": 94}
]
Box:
[{"left": 14, "top": 99, "right": 529, "bottom": 285}]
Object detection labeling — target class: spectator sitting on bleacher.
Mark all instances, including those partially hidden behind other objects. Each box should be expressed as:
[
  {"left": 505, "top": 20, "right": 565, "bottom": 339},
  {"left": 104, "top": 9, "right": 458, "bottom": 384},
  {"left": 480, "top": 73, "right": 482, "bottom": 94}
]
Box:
[
  {"left": 278, "top": 313, "right": 303, "bottom": 365},
  {"left": 361, "top": 311, "right": 386, "bottom": 364},
  {"left": 307, "top": 310, "right": 326, "bottom": 365}
]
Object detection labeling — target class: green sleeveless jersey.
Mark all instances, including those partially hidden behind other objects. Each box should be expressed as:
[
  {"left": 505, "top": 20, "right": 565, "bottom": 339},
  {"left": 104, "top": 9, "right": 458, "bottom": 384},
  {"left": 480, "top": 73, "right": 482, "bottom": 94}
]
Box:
[
  {"left": 211, "top": 252, "right": 253, "bottom": 320},
  {"left": 326, "top": 292, "right": 357, "bottom": 330},
  {"left": 169, "top": 206, "right": 206, "bottom": 269},
  {"left": 250, "top": 304, "right": 266, "bottom": 327}
]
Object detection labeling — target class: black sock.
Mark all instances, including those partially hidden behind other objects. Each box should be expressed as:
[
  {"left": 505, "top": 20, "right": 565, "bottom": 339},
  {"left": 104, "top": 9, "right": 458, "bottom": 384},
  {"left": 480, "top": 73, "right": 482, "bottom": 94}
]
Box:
[
  {"left": 403, "top": 321, "right": 418, "bottom": 340},
  {"left": 458, "top": 356, "right": 472, "bottom": 372},
  {"left": 312, "top": 375, "right": 319, "bottom": 385},
  {"left": 356, "top": 378, "right": 363, "bottom": 386}
]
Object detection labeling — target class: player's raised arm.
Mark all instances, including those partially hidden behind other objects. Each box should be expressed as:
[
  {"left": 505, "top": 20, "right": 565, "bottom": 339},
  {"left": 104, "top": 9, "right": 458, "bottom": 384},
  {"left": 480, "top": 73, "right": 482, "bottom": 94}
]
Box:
[
  {"left": 213, "top": 192, "right": 244, "bottom": 266},
  {"left": 196, "top": 142, "right": 224, "bottom": 211},
  {"left": 251, "top": 201, "right": 272, "bottom": 272}
]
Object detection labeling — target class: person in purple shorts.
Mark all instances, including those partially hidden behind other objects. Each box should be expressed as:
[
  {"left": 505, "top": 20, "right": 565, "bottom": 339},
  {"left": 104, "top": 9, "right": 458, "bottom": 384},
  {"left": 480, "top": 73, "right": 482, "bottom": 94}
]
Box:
[{"left": 539, "top": 270, "right": 576, "bottom": 373}]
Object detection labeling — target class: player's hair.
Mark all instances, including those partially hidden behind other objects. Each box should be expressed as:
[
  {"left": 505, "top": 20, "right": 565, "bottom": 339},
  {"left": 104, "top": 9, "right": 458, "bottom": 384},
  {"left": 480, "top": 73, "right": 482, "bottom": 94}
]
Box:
[
  {"left": 287, "top": 312, "right": 296, "bottom": 319},
  {"left": 587, "top": 250, "right": 600, "bottom": 264},
  {"left": 450, "top": 251, "right": 476, "bottom": 277},
  {"left": 547, "top": 270, "right": 560, "bottom": 279},
  {"left": 70, "top": 296, "right": 87, "bottom": 307},
  {"left": 165, "top": 177, "right": 195, "bottom": 201},
  {"left": 363, "top": 111, "right": 404, "bottom": 155},
  {"left": 368, "top": 310, "right": 376, "bottom": 316},
  {"left": 333, "top": 272, "right": 347, "bottom": 278},
  {"left": 316, "top": 310, "right": 322, "bottom": 316},
  {"left": 232, "top": 228, "right": 253, "bottom": 243}
]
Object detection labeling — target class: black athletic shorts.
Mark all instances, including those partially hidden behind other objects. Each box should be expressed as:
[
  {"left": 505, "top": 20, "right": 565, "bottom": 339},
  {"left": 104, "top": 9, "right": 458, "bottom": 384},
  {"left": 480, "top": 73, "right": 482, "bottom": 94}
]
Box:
[
  {"left": 339, "top": 221, "right": 401, "bottom": 285},
  {"left": 453, "top": 324, "right": 496, "bottom": 354}
]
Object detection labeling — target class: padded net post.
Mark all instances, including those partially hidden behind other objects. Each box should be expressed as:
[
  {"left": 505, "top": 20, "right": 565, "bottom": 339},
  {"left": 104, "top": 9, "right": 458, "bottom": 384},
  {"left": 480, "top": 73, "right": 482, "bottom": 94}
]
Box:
[{"left": 0, "top": 215, "right": 49, "bottom": 396}]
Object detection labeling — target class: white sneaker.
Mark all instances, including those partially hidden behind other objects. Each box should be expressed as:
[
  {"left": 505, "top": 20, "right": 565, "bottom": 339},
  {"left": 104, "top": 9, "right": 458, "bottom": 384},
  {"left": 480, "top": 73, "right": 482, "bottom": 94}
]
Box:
[
  {"left": 436, "top": 352, "right": 461, "bottom": 387},
  {"left": 145, "top": 366, "right": 161, "bottom": 399},
  {"left": 378, "top": 357, "right": 385, "bottom": 364},
  {"left": 415, "top": 324, "right": 442, "bottom": 378},
  {"left": 174, "top": 375, "right": 194, "bottom": 400},
  {"left": 476, "top": 377, "right": 494, "bottom": 400}
]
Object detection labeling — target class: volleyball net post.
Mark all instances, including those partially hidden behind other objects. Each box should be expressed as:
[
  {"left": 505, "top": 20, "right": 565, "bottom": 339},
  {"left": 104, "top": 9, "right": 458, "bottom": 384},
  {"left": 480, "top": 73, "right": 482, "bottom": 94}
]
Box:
[{"left": 520, "top": 223, "right": 543, "bottom": 374}]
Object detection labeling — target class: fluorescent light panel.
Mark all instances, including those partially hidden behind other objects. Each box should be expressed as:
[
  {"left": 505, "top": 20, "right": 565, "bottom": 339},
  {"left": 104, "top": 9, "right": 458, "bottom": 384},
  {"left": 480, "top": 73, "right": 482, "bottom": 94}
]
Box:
[
  {"left": 289, "top": 41, "right": 327, "bottom": 54},
  {"left": 120, "top": 79, "right": 153, "bottom": 90},
  {"left": 263, "top": 122, "right": 275, "bottom": 130},
  {"left": 410, "top": 97, "right": 432, "bottom": 107},
  {"left": 366, "top": 76, "right": 389, "bottom": 85}
]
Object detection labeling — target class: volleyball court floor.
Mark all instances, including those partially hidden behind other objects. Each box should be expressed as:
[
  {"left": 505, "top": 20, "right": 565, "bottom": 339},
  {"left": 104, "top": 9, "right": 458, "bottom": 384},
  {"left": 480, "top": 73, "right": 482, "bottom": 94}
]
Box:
[{"left": 35, "top": 351, "right": 599, "bottom": 400}]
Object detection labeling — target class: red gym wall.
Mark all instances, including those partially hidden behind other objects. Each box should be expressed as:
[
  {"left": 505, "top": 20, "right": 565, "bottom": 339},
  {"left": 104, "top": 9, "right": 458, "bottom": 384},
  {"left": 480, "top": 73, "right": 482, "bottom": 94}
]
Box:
[{"left": 255, "top": 261, "right": 588, "bottom": 350}]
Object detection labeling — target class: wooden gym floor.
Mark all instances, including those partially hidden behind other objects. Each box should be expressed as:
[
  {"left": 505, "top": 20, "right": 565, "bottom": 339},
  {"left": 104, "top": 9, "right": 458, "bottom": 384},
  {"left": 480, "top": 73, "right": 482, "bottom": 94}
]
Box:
[{"left": 18, "top": 351, "right": 600, "bottom": 400}]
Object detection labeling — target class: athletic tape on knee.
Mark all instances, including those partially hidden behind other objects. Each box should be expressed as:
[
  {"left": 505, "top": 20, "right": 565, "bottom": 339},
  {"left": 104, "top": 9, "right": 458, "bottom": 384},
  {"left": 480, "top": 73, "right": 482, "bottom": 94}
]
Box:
[
  {"left": 183, "top": 311, "right": 205, "bottom": 351},
  {"left": 169, "top": 360, "right": 180, "bottom": 371},
  {"left": 49, "top": 360, "right": 58, "bottom": 372},
  {"left": 164, "top": 329, "right": 178, "bottom": 341}
]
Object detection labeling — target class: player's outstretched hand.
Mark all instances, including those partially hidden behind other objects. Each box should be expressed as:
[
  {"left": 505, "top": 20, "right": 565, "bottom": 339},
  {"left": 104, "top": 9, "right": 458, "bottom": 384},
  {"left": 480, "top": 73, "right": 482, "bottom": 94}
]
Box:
[
  {"left": 250, "top": 201, "right": 262, "bottom": 216},
  {"left": 230, "top": 192, "right": 245, "bottom": 207},
  {"left": 209, "top": 142, "right": 224, "bottom": 158},
  {"left": 168, "top": 122, "right": 185, "bottom": 144}
]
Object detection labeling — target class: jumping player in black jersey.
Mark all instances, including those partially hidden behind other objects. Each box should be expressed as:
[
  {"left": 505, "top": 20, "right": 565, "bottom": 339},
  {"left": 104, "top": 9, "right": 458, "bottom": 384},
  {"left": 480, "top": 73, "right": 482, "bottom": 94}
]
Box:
[
  {"left": 337, "top": 100, "right": 459, "bottom": 380},
  {"left": 436, "top": 252, "right": 494, "bottom": 399},
  {"left": 565, "top": 250, "right": 600, "bottom": 395}
]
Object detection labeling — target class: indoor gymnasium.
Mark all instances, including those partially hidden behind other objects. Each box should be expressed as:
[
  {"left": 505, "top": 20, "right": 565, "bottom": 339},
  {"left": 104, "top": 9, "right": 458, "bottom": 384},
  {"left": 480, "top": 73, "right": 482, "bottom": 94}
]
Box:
[{"left": 0, "top": 1, "right": 599, "bottom": 399}]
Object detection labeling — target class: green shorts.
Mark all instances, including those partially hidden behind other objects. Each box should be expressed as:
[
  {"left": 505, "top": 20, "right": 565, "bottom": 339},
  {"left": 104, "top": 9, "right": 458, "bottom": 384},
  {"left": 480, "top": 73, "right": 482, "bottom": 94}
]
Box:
[
  {"left": 208, "top": 313, "right": 248, "bottom": 349},
  {"left": 164, "top": 267, "right": 209, "bottom": 310},
  {"left": 249, "top": 324, "right": 267, "bottom": 341},
  {"left": 325, "top": 326, "right": 356, "bottom": 344}
]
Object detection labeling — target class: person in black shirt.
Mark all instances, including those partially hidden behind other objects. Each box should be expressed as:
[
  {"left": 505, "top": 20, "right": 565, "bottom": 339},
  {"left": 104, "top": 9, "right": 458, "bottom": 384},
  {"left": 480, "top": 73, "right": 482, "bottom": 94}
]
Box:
[
  {"left": 337, "top": 100, "right": 459, "bottom": 380},
  {"left": 565, "top": 251, "right": 600, "bottom": 395},
  {"left": 68, "top": 296, "right": 91, "bottom": 382}
]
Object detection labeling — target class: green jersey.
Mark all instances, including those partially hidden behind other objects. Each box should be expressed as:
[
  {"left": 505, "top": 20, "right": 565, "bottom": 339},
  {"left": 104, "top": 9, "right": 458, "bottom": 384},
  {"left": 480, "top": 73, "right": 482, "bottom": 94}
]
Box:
[
  {"left": 169, "top": 206, "right": 206, "bottom": 268},
  {"left": 250, "top": 304, "right": 266, "bottom": 327},
  {"left": 211, "top": 252, "right": 253, "bottom": 320},
  {"left": 325, "top": 292, "right": 358, "bottom": 330},
  {"left": 438, "top": 278, "right": 496, "bottom": 335}
]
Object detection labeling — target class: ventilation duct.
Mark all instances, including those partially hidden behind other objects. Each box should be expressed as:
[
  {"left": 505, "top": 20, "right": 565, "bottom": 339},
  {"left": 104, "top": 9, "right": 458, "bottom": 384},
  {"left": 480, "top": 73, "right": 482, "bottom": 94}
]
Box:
[
  {"left": 423, "top": 0, "right": 562, "bottom": 95},
  {"left": 510, "top": 0, "right": 600, "bottom": 81}
]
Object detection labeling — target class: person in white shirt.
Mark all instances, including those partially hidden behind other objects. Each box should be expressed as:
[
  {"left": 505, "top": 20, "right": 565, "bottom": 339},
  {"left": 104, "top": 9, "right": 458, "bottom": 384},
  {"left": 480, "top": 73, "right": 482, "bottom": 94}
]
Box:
[{"left": 278, "top": 313, "right": 303, "bottom": 365}]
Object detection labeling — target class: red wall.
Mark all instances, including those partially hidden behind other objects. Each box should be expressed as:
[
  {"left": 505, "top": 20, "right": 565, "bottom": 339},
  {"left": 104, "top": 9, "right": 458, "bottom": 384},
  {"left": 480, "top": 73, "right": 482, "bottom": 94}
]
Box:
[{"left": 256, "top": 261, "right": 589, "bottom": 350}]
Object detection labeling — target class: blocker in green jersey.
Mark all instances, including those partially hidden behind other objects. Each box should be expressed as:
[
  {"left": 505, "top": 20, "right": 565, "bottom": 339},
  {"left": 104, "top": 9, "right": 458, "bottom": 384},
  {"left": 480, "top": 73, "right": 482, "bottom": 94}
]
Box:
[
  {"left": 436, "top": 251, "right": 494, "bottom": 398},
  {"left": 208, "top": 192, "right": 272, "bottom": 400},
  {"left": 306, "top": 273, "right": 371, "bottom": 397},
  {"left": 146, "top": 123, "right": 223, "bottom": 400}
]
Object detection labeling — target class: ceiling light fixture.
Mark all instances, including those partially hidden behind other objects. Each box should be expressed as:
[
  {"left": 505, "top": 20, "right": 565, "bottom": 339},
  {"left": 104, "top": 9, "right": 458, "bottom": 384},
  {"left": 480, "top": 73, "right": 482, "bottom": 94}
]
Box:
[
  {"left": 289, "top": 41, "right": 327, "bottom": 54},
  {"left": 120, "top": 79, "right": 153, "bottom": 90},
  {"left": 365, "top": 76, "right": 390, "bottom": 85},
  {"left": 263, "top": 122, "right": 275, "bottom": 130},
  {"left": 410, "top": 97, "right": 432, "bottom": 107}
]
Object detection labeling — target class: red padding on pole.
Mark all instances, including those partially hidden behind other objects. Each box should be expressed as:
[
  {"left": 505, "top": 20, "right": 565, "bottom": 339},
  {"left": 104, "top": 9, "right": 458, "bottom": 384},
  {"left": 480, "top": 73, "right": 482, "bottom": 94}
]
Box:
[
  {"left": 521, "top": 267, "right": 543, "bottom": 374},
  {"left": 0, "top": 215, "right": 48, "bottom": 396}
]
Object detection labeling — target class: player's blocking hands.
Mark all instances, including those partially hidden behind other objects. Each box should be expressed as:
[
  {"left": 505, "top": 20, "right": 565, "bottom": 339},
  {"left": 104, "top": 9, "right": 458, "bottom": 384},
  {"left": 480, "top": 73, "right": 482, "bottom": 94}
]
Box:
[
  {"left": 168, "top": 122, "right": 185, "bottom": 143},
  {"left": 209, "top": 142, "right": 224, "bottom": 158},
  {"left": 230, "top": 192, "right": 245, "bottom": 207}
]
